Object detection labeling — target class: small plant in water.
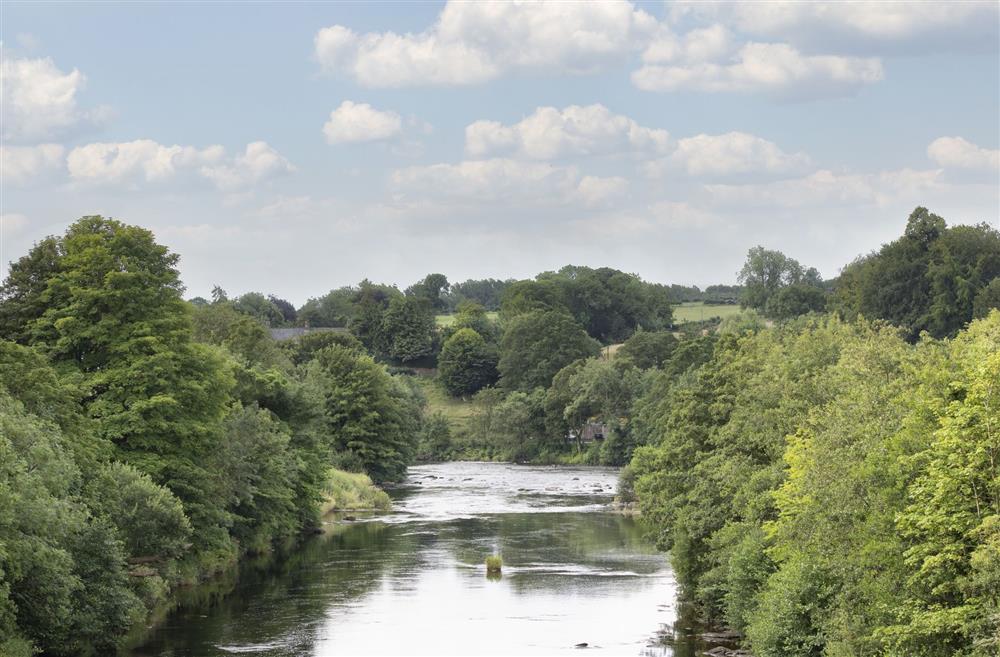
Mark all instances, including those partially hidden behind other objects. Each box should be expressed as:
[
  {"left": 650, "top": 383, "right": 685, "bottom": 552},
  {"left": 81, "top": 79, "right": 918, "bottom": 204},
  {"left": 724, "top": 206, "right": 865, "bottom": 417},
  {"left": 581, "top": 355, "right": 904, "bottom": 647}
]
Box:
[{"left": 485, "top": 554, "right": 502, "bottom": 575}]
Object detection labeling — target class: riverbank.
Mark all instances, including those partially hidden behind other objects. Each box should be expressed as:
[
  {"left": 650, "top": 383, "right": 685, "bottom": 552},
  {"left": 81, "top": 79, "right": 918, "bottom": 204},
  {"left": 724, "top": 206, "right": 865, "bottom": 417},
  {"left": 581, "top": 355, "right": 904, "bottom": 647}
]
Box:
[{"left": 320, "top": 468, "right": 392, "bottom": 514}]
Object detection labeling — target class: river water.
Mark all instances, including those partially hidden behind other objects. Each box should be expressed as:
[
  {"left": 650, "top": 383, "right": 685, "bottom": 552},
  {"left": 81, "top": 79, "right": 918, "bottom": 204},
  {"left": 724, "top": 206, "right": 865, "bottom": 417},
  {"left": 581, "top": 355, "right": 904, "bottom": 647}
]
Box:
[{"left": 130, "top": 462, "right": 702, "bottom": 657}]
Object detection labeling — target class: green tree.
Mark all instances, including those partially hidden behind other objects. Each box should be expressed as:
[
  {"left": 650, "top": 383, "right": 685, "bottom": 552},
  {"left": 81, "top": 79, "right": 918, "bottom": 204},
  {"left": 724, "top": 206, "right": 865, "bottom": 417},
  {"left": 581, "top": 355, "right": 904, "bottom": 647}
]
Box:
[
  {"left": 232, "top": 292, "right": 285, "bottom": 327},
  {"left": 617, "top": 329, "right": 679, "bottom": 370},
  {"left": 438, "top": 328, "right": 499, "bottom": 397},
  {"left": 498, "top": 310, "right": 601, "bottom": 391},
  {"left": 305, "top": 345, "right": 418, "bottom": 482},
  {"left": 382, "top": 294, "right": 436, "bottom": 363},
  {"left": 0, "top": 216, "right": 234, "bottom": 553},
  {"left": 833, "top": 207, "right": 1000, "bottom": 339}
]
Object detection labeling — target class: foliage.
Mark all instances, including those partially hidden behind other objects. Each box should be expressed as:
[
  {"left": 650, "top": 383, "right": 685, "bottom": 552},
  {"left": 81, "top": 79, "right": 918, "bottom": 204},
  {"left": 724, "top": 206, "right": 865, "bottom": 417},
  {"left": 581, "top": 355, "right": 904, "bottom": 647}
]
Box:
[
  {"left": 617, "top": 329, "right": 678, "bottom": 370},
  {"left": 443, "top": 278, "right": 513, "bottom": 311},
  {"left": 297, "top": 287, "right": 356, "bottom": 328},
  {"left": 382, "top": 294, "right": 437, "bottom": 363},
  {"left": 498, "top": 310, "right": 601, "bottom": 391},
  {"left": 832, "top": 207, "right": 1000, "bottom": 339},
  {"left": 738, "top": 245, "right": 825, "bottom": 318},
  {"left": 500, "top": 266, "right": 673, "bottom": 343},
  {"left": 438, "top": 328, "right": 500, "bottom": 397},
  {"left": 305, "top": 345, "right": 419, "bottom": 482},
  {"left": 232, "top": 292, "right": 286, "bottom": 327},
  {"left": 414, "top": 411, "right": 454, "bottom": 462}
]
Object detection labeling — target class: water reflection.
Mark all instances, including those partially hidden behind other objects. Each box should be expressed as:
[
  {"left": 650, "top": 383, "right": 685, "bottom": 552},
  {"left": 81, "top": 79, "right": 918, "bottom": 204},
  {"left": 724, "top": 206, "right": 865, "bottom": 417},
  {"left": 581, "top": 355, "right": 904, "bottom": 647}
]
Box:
[{"left": 130, "top": 463, "right": 699, "bottom": 657}]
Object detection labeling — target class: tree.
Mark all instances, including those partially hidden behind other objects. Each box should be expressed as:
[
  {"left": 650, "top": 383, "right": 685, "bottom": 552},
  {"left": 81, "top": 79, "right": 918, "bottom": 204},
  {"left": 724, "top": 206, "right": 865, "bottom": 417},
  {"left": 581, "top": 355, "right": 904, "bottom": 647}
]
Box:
[
  {"left": 764, "top": 284, "right": 827, "bottom": 321},
  {"left": 297, "top": 287, "right": 356, "bottom": 328},
  {"left": 498, "top": 310, "right": 601, "bottom": 391},
  {"left": 407, "top": 273, "right": 450, "bottom": 311},
  {"left": 617, "top": 329, "right": 679, "bottom": 370},
  {"left": 443, "top": 278, "right": 512, "bottom": 311},
  {"left": 832, "top": 207, "right": 1000, "bottom": 340},
  {"left": 438, "top": 328, "right": 499, "bottom": 397},
  {"left": 268, "top": 295, "right": 297, "bottom": 325},
  {"left": 348, "top": 280, "right": 401, "bottom": 354},
  {"left": 382, "top": 295, "right": 436, "bottom": 363},
  {"left": 304, "top": 345, "right": 418, "bottom": 482},
  {"left": 232, "top": 292, "right": 285, "bottom": 327},
  {"left": 0, "top": 217, "right": 234, "bottom": 551},
  {"left": 973, "top": 278, "right": 1000, "bottom": 319},
  {"left": 738, "top": 246, "right": 823, "bottom": 315},
  {"left": 443, "top": 300, "right": 498, "bottom": 342}
]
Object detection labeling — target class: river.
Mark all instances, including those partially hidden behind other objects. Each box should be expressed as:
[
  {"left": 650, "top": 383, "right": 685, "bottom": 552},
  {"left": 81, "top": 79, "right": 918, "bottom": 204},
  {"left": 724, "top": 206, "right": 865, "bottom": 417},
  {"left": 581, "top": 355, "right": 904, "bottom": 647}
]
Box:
[{"left": 130, "top": 462, "right": 706, "bottom": 656}]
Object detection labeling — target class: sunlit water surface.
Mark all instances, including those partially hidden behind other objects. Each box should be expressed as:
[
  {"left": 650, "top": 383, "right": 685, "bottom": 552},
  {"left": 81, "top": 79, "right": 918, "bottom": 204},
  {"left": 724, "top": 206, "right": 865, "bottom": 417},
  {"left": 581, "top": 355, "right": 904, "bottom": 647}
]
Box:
[{"left": 131, "top": 462, "right": 701, "bottom": 656}]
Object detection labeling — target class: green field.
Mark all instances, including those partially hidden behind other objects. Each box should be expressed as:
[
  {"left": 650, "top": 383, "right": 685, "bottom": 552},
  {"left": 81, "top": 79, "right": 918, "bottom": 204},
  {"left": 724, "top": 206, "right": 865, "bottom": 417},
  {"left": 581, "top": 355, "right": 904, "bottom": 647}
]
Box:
[
  {"left": 672, "top": 302, "right": 744, "bottom": 324},
  {"left": 435, "top": 311, "right": 499, "bottom": 327}
]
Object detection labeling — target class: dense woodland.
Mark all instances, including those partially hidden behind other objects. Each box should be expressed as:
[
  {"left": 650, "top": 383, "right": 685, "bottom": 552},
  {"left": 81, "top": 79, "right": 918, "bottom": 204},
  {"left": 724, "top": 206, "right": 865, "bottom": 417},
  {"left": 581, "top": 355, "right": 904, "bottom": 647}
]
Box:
[{"left": 0, "top": 207, "right": 997, "bottom": 656}]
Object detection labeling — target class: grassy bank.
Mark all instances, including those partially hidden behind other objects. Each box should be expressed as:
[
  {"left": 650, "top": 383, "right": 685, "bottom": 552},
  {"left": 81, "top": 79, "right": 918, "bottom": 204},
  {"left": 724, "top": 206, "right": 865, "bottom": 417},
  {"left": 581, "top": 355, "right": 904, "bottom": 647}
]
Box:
[
  {"left": 412, "top": 373, "right": 478, "bottom": 428},
  {"left": 320, "top": 469, "right": 392, "bottom": 514}
]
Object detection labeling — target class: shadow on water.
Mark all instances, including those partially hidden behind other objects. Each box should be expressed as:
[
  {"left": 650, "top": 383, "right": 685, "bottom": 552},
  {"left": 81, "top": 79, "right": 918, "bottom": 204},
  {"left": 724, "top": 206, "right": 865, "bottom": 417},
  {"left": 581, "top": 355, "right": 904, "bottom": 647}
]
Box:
[{"left": 129, "top": 463, "right": 718, "bottom": 657}]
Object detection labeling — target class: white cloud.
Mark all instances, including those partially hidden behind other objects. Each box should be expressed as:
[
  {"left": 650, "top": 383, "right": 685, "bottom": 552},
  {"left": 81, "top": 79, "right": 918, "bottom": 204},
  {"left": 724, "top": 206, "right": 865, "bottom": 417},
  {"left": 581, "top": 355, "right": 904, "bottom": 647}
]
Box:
[
  {"left": 632, "top": 41, "right": 882, "bottom": 98},
  {"left": 1, "top": 53, "right": 108, "bottom": 142},
  {"left": 391, "top": 158, "right": 626, "bottom": 207},
  {"left": 200, "top": 141, "right": 295, "bottom": 191},
  {"left": 314, "top": 0, "right": 656, "bottom": 86},
  {"left": 645, "top": 131, "right": 811, "bottom": 178},
  {"left": 322, "top": 101, "right": 403, "bottom": 144},
  {"left": 67, "top": 140, "right": 224, "bottom": 184},
  {"left": 1, "top": 144, "right": 65, "bottom": 184},
  {"left": 642, "top": 23, "right": 734, "bottom": 64},
  {"left": 705, "top": 168, "right": 944, "bottom": 209},
  {"left": 671, "top": 1, "right": 999, "bottom": 54},
  {"left": 66, "top": 140, "right": 293, "bottom": 190},
  {"left": 577, "top": 175, "right": 629, "bottom": 207},
  {"left": 465, "top": 104, "right": 669, "bottom": 160},
  {"left": 927, "top": 136, "right": 999, "bottom": 171}
]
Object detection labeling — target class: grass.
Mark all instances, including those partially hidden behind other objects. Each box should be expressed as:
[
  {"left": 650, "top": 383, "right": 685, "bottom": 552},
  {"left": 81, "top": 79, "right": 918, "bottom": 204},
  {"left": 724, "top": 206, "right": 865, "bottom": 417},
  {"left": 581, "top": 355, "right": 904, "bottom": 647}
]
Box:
[
  {"left": 412, "top": 374, "right": 479, "bottom": 425},
  {"left": 320, "top": 469, "right": 391, "bottom": 514},
  {"left": 485, "top": 555, "right": 503, "bottom": 573},
  {"left": 672, "top": 302, "right": 744, "bottom": 324},
  {"left": 435, "top": 311, "right": 499, "bottom": 327}
]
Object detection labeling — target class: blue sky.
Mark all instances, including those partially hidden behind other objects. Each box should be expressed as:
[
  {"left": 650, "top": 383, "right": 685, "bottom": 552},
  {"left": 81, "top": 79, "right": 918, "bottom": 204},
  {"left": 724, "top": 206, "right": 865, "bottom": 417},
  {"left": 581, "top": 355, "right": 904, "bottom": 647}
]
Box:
[{"left": 2, "top": 1, "right": 998, "bottom": 304}]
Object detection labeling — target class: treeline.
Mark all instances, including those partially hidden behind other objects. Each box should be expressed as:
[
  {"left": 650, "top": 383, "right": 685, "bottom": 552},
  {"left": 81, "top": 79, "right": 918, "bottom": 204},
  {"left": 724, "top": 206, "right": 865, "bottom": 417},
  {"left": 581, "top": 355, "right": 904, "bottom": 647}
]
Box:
[
  {"left": 622, "top": 209, "right": 1000, "bottom": 655},
  {"left": 0, "top": 207, "right": 996, "bottom": 656},
  {"left": 0, "top": 217, "right": 436, "bottom": 656}
]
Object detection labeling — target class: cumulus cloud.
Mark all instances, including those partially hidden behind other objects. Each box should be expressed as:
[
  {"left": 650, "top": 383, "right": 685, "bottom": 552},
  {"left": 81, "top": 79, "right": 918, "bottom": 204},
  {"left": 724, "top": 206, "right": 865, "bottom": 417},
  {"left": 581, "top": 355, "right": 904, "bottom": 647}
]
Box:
[
  {"left": 641, "top": 23, "right": 735, "bottom": 65},
  {"left": 632, "top": 41, "right": 882, "bottom": 98},
  {"left": 1, "top": 53, "right": 108, "bottom": 142},
  {"left": 671, "top": 1, "right": 999, "bottom": 54},
  {"left": 927, "top": 136, "right": 999, "bottom": 171},
  {"left": 645, "top": 131, "right": 811, "bottom": 178},
  {"left": 391, "top": 158, "right": 626, "bottom": 207},
  {"left": 314, "top": 0, "right": 656, "bottom": 86},
  {"left": 199, "top": 142, "right": 295, "bottom": 190},
  {"left": 705, "top": 168, "right": 944, "bottom": 208},
  {"left": 2, "top": 144, "right": 66, "bottom": 184},
  {"left": 465, "top": 104, "right": 669, "bottom": 160},
  {"left": 67, "top": 140, "right": 225, "bottom": 184},
  {"left": 323, "top": 101, "right": 403, "bottom": 144},
  {"left": 66, "top": 140, "right": 293, "bottom": 190}
]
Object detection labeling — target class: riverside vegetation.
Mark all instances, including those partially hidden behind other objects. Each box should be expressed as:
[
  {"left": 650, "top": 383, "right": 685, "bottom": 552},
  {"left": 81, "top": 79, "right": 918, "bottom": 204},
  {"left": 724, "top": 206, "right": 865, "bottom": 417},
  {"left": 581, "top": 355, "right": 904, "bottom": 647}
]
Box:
[{"left": 0, "top": 207, "right": 997, "bottom": 656}]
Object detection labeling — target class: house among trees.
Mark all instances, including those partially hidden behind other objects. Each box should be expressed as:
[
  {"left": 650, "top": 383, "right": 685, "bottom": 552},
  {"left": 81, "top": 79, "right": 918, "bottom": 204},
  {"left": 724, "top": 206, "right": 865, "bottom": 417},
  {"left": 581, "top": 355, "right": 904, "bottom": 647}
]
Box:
[{"left": 569, "top": 421, "right": 608, "bottom": 444}]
